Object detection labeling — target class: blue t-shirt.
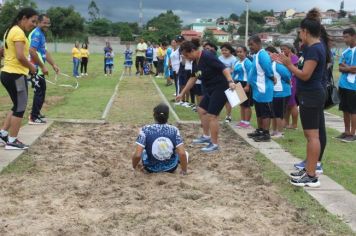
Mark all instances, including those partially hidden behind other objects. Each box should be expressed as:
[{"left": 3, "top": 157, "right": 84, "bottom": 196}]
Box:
[
  {"left": 338, "top": 47, "right": 356, "bottom": 91},
  {"left": 272, "top": 62, "right": 292, "bottom": 98},
  {"left": 136, "top": 124, "right": 183, "bottom": 173},
  {"left": 233, "top": 58, "right": 252, "bottom": 82},
  {"left": 105, "top": 52, "right": 114, "bottom": 65},
  {"left": 297, "top": 42, "right": 326, "bottom": 92},
  {"left": 124, "top": 49, "right": 133, "bottom": 62},
  {"left": 29, "top": 27, "right": 46, "bottom": 64},
  {"left": 146, "top": 46, "right": 154, "bottom": 59},
  {"left": 197, "top": 50, "right": 228, "bottom": 91},
  {"left": 248, "top": 49, "right": 274, "bottom": 102}
]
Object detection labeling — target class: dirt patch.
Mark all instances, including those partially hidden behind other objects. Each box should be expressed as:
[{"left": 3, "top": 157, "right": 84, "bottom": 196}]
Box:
[
  {"left": 42, "top": 96, "right": 65, "bottom": 110},
  {"left": 0, "top": 123, "right": 326, "bottom": 235}
]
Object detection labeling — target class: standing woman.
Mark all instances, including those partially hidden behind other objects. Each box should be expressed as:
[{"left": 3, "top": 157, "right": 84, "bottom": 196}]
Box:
[
  {"left": 218, "top": 43, "right": 237, "bottom": 122},
  {"left": 233, "top": 46, "right": 253, "bottom": 128},
  {"left": 280, "top": 43, "right": 299, "bottom": 130},
  {"left": 275, "top": 8, "right": 327, "bottom": 187},
  {"left": 72, "top": 41, "right": 81, "bottom": 78},
  {"left": 0, "top": 8, "right": 38, "bottom": 150},
  {"left": 80, "top": 43, "right": 89, "bottom": 76},
  {"left": 177, "top": 41, "right": 236, "bottom": 153}
]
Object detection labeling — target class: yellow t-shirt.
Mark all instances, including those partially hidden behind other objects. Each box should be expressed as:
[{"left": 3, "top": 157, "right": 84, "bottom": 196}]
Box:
[
  {"left": 72, "top": 47, "right": 81, "bottom": 59},
  {"left": 2, "top": 25, "right": 30, "bottom": 75},
  {"left": 157, "top": 47, "right": 166, "bottom": 59},
  {"left": 80, "top": 48, "right": 89, "bottom": 58}
]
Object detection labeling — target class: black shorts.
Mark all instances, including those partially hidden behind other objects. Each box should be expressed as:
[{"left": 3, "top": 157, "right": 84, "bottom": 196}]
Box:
[
  {"left": 238, "top": 81, "right": 253, "bottom": 108},
  {"left": 179, "top": 70, "right": 190, "bottom": 86},
  {"left": 199, "top": 86, "right": 227, "bottom": 116},
  {"left": 191, "top": 84, "right": 203, "bottom": 96},
  {"left": 254, "top": 101, "right": 274, "bottom": 118},
  {"left": 0, "top": 72, "right": 28, "bottom": 118},
  {"left": 136, "top": 56, "right": 145, "bottom": 67},
  {"left": 298, "top": 90, "right": 326, "bottom": 130},
  {"left": 272, "top": 96, "right": 290, "bottom": 119},
  {"left": 339, "top": 87, "right": 356, "bottom": 114}
]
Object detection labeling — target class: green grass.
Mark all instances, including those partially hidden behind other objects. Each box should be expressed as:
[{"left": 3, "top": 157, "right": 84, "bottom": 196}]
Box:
[{"left": 0, "top": 53, "right": 123, "bottom": 121}]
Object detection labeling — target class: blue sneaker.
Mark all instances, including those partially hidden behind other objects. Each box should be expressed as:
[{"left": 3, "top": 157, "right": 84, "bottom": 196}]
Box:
[
  {"left": 316, "top": 164, "right": 323, "bottom": 175},
  {"left": 201, "top": 143, "right": 219, "bottom": 153},
  {"left": 294, "top": 160, "right": 306, "bottom": 170},
  {"left": 192, "top": 135, "right": 211, "bottom": 144}
]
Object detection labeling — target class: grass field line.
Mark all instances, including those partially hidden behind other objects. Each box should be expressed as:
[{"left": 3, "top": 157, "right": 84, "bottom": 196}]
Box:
[
  {"left": 101, "top": 71, "right": 124, "bottom": 120},
  {"left": 150, "top": 76, "right": 181, "bottom": 123}
]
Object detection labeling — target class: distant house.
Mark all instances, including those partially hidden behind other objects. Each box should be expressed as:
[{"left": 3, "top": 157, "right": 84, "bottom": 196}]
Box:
[
  {"left": 326, "top": 24, "right": 356, "bottom": 42},
  {"left": 191, "top": 21, "right": 217, "bottom": 33},
  {"left": 285, "top": 9, "right": 296, "bottom": 18},
  {"left": 181, "top": 30, "right": 202, "bottom": 41},
  {"left": 293, "top": 12, "right": 306, "bottom": 19},
  {"left": 210, "top": 28, "right": 229, "bottom": 43},
  {"left": 258, "top": 32, "right": 273, "bottom": 43}
]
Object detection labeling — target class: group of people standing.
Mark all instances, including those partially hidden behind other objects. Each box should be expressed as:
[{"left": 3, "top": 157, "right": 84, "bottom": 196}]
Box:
[{"left": 71, "top": 42, "right": 89, "bottom": 78}]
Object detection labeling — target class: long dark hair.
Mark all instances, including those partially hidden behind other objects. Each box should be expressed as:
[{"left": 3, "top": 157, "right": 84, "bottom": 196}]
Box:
[
  {"left": 4, "top": 8, "right": 38, "bottom": 49},
  {"left": 300, "top": 8, "right": 321, "bottom": 39}
]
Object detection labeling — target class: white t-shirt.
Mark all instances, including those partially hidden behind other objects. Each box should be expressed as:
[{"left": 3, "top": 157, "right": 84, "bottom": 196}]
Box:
[
  {"left": 136, "top": 42, "right": 148, "bottom": 57},
  {"left": 170, "top": 47, "right": 180, "bottom": 72},
  {"left": 153, "top": 48, "right": 158, "bottom": 61},
  {"left": 218, "top": 55, "right": 237, "bottom": 71}
]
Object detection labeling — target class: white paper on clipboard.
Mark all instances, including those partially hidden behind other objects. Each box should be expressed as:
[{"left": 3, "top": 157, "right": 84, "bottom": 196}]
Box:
[{"left": 225, "top": 88, "right": 241, "bottom": 108}]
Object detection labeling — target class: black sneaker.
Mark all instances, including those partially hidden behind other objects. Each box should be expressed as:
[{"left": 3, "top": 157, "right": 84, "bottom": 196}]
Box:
[
  {"left": 0, "top": 134, "right": 8, "bottom": 145},
  {"left": 38, "top": 114, "right": 46, "bottom": 119},
  {"left": 334, "top": 132, "right": 348, "bottom": 140},
  {"left": 290, "top": 168, "right": 306, "bottom": 180},
  {"left": 28, "top": 117, "right": 47, "bottom": 125},
  {"left": 247, "top": 129, "right": 263, "bottom": 138},
  {"left": 253, "top": 133, "right": 271, "bottom": 142},
  {"left": 5, "top": 139, "right": 29, "bottom": 150},
  {"left": 290, "top": 173, "right": 320, "bottom": 187},
  {"left": 224, "top": 116, "right": 232, "bottom": 123}
]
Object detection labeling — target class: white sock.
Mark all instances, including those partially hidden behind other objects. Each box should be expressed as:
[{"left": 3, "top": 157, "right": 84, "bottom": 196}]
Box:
[
  {"left": 8, "top": 136, "right": 16, "bottom": 143},
  {"left": 203, "top": 135, "right": 210, "bottom": 139},
  {"left": 0, "top": 130, "right": 8, "bottom": 137},
  {"left": 243, "top": 121, "right": 250, "bottom": 125}
]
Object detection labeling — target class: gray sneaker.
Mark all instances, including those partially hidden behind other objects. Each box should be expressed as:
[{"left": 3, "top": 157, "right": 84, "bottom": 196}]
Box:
[
  {"left": 192, "top": 135, "right": 211, "bottom": 144},
  {"left": 290, "top": 173, "right": 320, "bottom": 188},
  {"left": 201, "top": 143, "right": 219, "bottom": 153},
  {"left": 334, "top": 132, "right": 348, "bottom": 140},
  {"left": 341, "top": 135, "right": 356, "bottom": 143}
]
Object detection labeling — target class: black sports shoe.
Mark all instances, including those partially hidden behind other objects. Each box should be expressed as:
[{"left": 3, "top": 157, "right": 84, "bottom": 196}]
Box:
[
  {"left": 38, "top": 114, "right": 46, "bottom": 119},
  {"left": 0, "top": 134, "right": 8, "bottom": 145},
  {"left": 253, "top": 133, "right": 271, "bottom": 142},
  {"left": 5, "top": 139, "right": 29, "bottom": 150},
  {"left": 290, "top": 173, "right": 320, "bottom": 187},
  {"left": 247, "top": 129, "right": 263, "bottom": 138},
  {"left": 290, "top": 168, "right": 306, "bottom": 180},
  {"left": 29, "top": 117, "right": 47, "bottom": 125}
]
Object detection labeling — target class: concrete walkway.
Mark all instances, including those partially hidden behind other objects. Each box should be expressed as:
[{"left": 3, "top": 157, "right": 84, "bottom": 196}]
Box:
[
  {"left": 0, "top": 121, "right": 53, "bottom": 172},
  {"left": 324, "top": 111, "right": 345, "bottom": 133},
  {"left": 228, "top": 123, "right": 356, "bottom": 232}
]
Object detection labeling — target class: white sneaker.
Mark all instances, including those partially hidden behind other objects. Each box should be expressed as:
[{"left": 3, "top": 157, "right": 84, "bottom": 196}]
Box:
[
  {"left": 81, "top": 73, "right": 84, "bottom": 76},
  {"left": 85, "top": 73, "right": 88, "bottom": 76},
  {"left": 174, "top": 101, "right": 183, "bottom": 106},
  {"left": 182, "top": 102, "right": 191, "bottom": 108}
]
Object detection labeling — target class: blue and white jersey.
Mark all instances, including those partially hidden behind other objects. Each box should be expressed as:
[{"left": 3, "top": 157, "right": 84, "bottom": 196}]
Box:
[
  {"left": 146, "top": 46, "right": 154, "bottom": 59},
  {"left": 248, "top": 49, "right": 274, "bottom": 102},
  {"left": 136, "top": 124, "right": 183, "bottom": 173},
  {"left": 105, "top": 52, "right": 114, "bottom": 65},
  {"left": 124, "top": 49, "right": 133, "bottom": 62},
  {"left": 233, "top": 58, "right": 252, "bottom": 82},
  {"left": 29, "top": 27, "right": 47, "bottom": 64},
  {"left": 338, "top": 47, "right": 356, "bottom": 91},
  {"left": 272, "top": 61, "right": 292, "bottom": 98}
]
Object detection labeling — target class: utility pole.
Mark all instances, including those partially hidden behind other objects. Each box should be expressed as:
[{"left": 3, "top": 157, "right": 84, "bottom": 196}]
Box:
[
  {"left": 139, "top": 0, "right": 143, "bottom": 28},
  {"left": 245, "top": 0, "right": 251, "bottom": 47}
]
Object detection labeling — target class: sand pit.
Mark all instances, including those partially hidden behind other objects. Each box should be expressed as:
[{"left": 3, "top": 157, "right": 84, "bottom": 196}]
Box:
[{"left": 0, "top": 123, "right": 327, "bottom": 235}]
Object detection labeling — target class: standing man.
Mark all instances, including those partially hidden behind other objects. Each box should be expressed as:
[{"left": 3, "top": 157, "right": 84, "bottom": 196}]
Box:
[
  {"left": 28, "top": 14, "right": 59, "bottom": 124},
  {"left": 337, "top": 28, "right": 356, "bottom": 142},
  {"left": 135, "top": 38, "right": 147, "bottom": 76}
]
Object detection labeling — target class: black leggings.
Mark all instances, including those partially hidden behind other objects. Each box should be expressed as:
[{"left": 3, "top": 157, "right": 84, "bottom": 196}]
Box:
[
  {"left": 81, "top": 57, "right": 88, "bottom": 73},
  {"left": 0, "top": 72, "right": 28, "bottom": 118}
]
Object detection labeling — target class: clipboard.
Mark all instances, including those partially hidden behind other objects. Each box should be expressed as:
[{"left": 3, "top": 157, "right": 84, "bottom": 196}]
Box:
[{"left": 224, "top": 82, "right": 248, "bottom": 108}]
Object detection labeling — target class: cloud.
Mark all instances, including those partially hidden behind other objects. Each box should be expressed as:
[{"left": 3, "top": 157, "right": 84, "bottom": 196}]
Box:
[{"left": 32, "top": 0, "right": 355, "bottom": 24}]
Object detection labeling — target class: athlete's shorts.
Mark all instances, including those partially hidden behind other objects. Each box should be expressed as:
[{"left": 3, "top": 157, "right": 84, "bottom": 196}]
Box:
[{"left": 339, "top": 87, "right": 356, "bottom": 114}]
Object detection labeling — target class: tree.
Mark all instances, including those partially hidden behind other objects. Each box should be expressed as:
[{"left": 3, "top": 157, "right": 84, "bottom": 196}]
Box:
[
  {"left": 88, "top": 0, "right": 100, "bottom": 22},
  {"left": 203, "top": 29, "right": 218, "bottom": 45},
  {"left": 277, "top": 18, "right": 301, "bottom": 34},
  {"left": 229, "top": 13, "right": 239, "bottom": 21},
  {"left": 88, "top": 18, "right": 111, "bottom": 36},
  {"left": 46, "top": 6, "right": 85, "bottom": 38},
  {"left": 0, "top": 0, "right": 37, "bottom": 37},
  {"left": 142, "top": 10, "right": 182, "bottom": 42},
  {"left": 111, "top": 22, "right": 134, "bottom": 40}
]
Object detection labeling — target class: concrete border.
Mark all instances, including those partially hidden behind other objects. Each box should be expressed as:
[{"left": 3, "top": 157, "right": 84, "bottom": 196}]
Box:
[
  {"left": 47, "top": 118, "right": 107, "bottom": 124},
  {"left": 101, "top": 72, "right": 124, "bottom": 120}
]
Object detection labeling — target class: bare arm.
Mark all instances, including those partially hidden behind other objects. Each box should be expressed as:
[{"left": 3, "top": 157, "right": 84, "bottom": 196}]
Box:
[
  {"left": 339, "top": 63, "right": 356, "bottom": 74},
  {"left": 15, "top": 42, "right": 36, "bottom": 74},
  {"left": 29, "top": 47, "right": 48, "bottom": 75},
  {"left": 176, "top": 76, "right": 198, "bottom": 101},
  {"left": 223, "top": 68, "right": 236, "bottom": 90},
  {"left": 132, "top": 145, "right": 144, "bottom": 169},
  {"left": 176, "top": 144, "right": 187, "bottom": 174}
]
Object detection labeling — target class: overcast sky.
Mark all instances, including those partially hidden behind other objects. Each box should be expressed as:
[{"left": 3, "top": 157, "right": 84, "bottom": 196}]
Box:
[{"left": 32, "top": 0, "right": 356, "bottom": 24}]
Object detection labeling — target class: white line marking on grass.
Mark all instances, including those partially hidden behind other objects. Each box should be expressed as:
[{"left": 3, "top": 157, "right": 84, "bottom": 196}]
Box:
[
  {"left": 150, "top": 76, "right": 181, "bottom": 123},
  {"left": 101, "top": 72, "right": 124, "bottom": 120}
]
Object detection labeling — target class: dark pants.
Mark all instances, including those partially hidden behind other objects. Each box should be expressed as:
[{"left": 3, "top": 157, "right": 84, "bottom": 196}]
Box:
[
  {"left": 81, "top": 57, "right": 88, "bottom": 74},
  {"left": 157, "top": 59, "right": 164, "bottom": 74},
  {"left": 31, "top": 75, "right": 46, "bottom": 119},
  {"left": 135, "top": 56, "right": 145, "bottom": 73}
]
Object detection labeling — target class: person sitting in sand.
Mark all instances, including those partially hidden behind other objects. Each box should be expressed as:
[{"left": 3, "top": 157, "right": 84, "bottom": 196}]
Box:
[{"left": 132, "top": 103, "right": 188, "bottom": 175}]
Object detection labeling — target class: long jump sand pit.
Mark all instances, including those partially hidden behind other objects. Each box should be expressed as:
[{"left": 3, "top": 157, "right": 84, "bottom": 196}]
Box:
[{"left": 0, "top": 123, "right": 326, "bottom": 235}]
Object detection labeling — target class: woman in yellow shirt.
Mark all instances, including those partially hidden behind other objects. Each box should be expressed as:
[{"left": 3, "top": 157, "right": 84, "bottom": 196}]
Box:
[
  {"left": 0, "top": 8, "right": 38, "bottom": 150},
  {"left": 72, "top": 41, "right": 81, "bottom": 78},
  {"left": 80, "top": 43, "right": 89, "bottom": 76}
]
